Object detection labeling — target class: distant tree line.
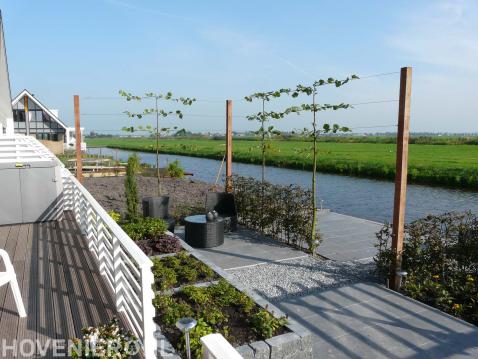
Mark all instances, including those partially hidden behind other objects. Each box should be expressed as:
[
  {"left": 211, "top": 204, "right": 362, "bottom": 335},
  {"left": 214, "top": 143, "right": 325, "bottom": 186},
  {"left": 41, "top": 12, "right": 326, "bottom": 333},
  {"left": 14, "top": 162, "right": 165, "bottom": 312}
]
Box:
[{"left": 87, "top": 131, "right": 478, "bottom": 145}]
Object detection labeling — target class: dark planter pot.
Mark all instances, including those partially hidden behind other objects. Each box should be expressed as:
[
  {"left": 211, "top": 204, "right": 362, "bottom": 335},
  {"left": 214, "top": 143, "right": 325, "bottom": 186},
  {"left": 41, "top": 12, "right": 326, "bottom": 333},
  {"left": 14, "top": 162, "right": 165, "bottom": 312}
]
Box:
[{"left": 142, "top": 196, "right": 170, "bottom": 219}]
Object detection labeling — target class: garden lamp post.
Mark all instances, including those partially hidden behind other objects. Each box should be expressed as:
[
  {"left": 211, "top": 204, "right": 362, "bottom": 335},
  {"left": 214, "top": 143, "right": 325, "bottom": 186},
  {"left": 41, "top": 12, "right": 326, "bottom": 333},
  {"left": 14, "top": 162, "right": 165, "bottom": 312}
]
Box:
[
  {"left": 176, "top": 317, "right": 197, "bottom": 359},
  {"left": 395, "top": 269, "right": 408, "bottom": 291}
]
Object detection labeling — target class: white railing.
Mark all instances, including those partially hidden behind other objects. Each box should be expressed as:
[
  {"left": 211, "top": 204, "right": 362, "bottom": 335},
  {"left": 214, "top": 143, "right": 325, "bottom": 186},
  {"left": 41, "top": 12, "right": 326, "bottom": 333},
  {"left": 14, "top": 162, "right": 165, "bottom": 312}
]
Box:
[
  {"left": 62, "top": 168, "right": 156, "bottom": 359},
  {"left": 0, "top": 135, "right": 56, "bottom": 163}
]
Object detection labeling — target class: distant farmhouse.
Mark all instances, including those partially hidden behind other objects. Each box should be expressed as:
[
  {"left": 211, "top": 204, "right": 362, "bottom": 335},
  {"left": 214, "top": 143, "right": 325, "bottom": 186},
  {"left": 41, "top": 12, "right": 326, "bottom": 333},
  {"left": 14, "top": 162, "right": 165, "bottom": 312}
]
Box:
[{"left": 11, "top": 89, "right": 85, "bottom": 154}]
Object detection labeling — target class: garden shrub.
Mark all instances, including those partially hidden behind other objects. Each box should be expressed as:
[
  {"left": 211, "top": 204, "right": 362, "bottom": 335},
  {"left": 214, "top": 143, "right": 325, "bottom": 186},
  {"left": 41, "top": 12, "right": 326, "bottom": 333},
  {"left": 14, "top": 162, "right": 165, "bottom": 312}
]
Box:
[
  {"left": 167, "top": 160, "right": 185, "bottom": 178},
  {"left": 121, "top": 217, "right": 168, "bottom": 241},
  {"left": 374, "top": 212, "right": 478, "bottom": 325},
  {"left": 176, "top": 265, "right": 199, "bottom": 283},
  {"left": 161, "top": 299, "right": 194, "bottom": 326},
  {"left": 152, "top": 251, "right": 217, "bottom": 290},
  {"left": 107, "top": 210, "right": 121, "bottom": 223},
  {"left": 136, "top": 235, "right": 181, "bottom": 256},
  {"left": 153, "top": 265, "right": 178, "bottom": 291},
  {"left": 181, "top": 285, "right": 211, "bottom": 304},
  {"left": 154, "top": 279, "right": 287, "bottom": 358},
  {"left": 71, "top": 318, "right": 138, "bottom": 358},
  {"left": 178, "top": 319, "right": 213, "bottom": 359},
  {"left": 249, "top": 306, "right": 289, "bottom": 339},
  {"left": 124, "top": 154, "right": 140, "bottom": 221},
  {"left": 150, "top": 235, "right": 181, "bottom": 253},
  {"left": 233, "top": 175, "right": 314, "bottom": 250}
]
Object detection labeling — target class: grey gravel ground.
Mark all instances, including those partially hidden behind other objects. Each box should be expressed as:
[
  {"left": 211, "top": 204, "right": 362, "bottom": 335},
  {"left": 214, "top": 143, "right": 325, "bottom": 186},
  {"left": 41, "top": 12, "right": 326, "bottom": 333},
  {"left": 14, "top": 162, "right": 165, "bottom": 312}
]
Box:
[
  {"left": 228, "top": 256, "right": 379, "bottom": 302},
  {"left": 84, "top": 175, "right": 217, "bottom": 215}
]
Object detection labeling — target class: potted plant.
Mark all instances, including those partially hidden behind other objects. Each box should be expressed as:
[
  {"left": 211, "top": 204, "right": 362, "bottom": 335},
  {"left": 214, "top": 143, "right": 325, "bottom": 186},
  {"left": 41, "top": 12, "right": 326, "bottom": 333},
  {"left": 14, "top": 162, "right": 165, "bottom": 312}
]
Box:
[{"left": 71, "top": 318, "right": 139, "bottom": 358}]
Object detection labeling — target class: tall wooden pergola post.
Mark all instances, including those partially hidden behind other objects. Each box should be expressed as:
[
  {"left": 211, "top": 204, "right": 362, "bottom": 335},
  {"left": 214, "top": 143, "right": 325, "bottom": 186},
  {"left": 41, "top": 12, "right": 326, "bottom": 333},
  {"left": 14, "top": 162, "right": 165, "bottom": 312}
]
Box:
[
  {"left": 74, "top": 95, "right": 83, "bottom": 183},
  {"left": 24, "top": 95, "right": 30, "bottom": 135},
  {"left": 225, "top": 99, "right": 233, "bottom": 193},
  {"left": 390, "top": 67, "right": 412, "bottom": 291}
]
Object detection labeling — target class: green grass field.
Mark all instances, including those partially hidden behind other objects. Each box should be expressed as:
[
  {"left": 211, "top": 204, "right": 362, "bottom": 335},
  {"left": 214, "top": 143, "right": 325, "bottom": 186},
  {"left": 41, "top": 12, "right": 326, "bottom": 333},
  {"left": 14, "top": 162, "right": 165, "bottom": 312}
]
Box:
[{"left": 86, "top": 137, "right": 478, "bottom": 189}]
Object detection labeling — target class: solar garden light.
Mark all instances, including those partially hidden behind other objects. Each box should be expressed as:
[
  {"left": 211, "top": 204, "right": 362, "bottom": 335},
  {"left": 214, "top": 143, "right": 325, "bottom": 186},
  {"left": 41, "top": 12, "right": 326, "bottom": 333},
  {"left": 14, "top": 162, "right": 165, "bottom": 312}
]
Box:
[
  {"left": 395, "top": 269, "right": 408, "bottom": 290},
  {"left": 176, "top": 317, "right": 197, "bottom": 359}
]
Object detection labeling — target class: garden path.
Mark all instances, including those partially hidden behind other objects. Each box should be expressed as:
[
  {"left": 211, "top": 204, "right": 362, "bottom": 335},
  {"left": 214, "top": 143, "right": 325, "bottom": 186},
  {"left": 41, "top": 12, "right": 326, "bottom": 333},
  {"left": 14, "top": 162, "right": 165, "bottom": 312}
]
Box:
[
  {"left": 177, "top": 212, "right": 478, "bottom": 358},
  {"left": 317, "top": 211, "right": 382, "bottom": 262}
]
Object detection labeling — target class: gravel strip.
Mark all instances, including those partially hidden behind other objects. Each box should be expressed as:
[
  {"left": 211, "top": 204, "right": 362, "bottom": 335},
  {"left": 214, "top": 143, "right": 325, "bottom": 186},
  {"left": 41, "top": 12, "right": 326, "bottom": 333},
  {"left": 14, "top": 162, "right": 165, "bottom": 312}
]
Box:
[
  {"left": 228, "top": 256, "right": 379, "bottom": 302},
  {"left": 83, "top": 175, "right": 218, "bottom": 214}
]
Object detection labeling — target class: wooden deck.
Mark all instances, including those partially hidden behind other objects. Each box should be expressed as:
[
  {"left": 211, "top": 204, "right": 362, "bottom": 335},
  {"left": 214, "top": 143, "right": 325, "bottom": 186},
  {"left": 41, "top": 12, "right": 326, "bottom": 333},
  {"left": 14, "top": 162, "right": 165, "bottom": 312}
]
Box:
[{"left": 0, "top": 212, "right": 128, "bottom": 358}]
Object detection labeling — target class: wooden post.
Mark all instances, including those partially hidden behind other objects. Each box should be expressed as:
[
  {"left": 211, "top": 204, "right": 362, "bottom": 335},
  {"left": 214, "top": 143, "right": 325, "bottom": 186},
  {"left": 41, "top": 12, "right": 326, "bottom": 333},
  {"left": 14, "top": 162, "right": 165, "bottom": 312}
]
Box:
[
  {"left": 74, "top": 95, "right": 83, "bottom": 183},
  {"left": 390, "top": 67, "right": 412, "bottom": 290},
  {"left": 225, "top": 100, "right": 233, "bottom": 193},
  {"left": 24, "top": 95, "right": 30, "bottom": 135}
]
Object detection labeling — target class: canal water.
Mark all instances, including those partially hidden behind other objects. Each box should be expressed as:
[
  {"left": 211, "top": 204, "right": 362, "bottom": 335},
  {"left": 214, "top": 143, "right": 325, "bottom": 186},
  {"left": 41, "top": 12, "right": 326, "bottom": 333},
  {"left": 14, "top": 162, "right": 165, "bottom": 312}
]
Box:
[{"left": 88, "top": 147, "right": 478, "bottom": 223}]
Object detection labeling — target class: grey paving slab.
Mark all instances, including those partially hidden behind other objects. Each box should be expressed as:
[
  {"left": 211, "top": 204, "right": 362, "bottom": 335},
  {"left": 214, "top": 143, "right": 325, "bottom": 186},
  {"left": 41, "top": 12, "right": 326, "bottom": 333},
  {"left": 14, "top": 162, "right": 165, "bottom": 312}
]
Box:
[
  {"left": 175, "top": 226, "right": 307, "bottom": 269},
  {"left": 177, "top": 214, "right": 478, "bottom": 359},
  {"left": 272, "top": 282, "right": 478, "bottom": 359},
  {"left": 317, "top": 211, "right": 383, "bottom": 262}
]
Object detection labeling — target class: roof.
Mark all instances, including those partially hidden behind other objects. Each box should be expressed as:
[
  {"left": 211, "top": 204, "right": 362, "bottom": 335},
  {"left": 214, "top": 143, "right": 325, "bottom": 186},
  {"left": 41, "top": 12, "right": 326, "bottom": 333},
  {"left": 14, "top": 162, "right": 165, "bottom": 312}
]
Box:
[
  {"left": 11, "top": 89, "right": 69, "bottom": 130},
  {"left": 0, "top": 11, "right": 13, "bottom": 127}
]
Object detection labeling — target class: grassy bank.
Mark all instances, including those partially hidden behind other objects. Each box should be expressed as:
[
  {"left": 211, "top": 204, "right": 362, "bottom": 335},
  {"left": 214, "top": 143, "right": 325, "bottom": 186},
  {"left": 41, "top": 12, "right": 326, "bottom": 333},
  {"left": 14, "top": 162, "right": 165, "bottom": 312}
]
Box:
[{"left": 86, "top": 137, "right": 478, "bottom": 189}]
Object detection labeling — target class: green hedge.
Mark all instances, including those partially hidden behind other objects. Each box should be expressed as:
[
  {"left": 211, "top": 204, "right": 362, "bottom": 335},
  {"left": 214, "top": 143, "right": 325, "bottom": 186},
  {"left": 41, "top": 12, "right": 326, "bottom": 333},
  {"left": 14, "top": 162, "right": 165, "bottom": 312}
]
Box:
[{"left": 233, "top": 176, "right": 313, "bottom": 249}]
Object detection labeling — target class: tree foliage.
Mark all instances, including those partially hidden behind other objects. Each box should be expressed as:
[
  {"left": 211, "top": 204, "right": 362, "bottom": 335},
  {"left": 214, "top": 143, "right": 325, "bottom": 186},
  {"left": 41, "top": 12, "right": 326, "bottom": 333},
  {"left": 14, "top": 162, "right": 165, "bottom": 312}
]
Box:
[
  {"left": 244, "top": 89, "right": 297, "bottom": 182},
  {"left": 119, "top": 90, "right": 195, "bottom": 195},
  {"left": 283, "top": 75, "right": 359, "bottom": 253}
]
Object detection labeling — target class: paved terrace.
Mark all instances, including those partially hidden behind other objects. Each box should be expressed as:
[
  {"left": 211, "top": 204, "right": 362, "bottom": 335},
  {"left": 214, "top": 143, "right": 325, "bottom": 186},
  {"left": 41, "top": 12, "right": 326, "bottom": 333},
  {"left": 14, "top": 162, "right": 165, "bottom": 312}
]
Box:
[
  {"left": 0, "top": 212, "right": 129, "bottom": 358},
  {"left": 177, "top": 212, "right": 478, "bottom": 358},
  {"left": 317, "top": 211, "right": 383, "bottom": 262}
]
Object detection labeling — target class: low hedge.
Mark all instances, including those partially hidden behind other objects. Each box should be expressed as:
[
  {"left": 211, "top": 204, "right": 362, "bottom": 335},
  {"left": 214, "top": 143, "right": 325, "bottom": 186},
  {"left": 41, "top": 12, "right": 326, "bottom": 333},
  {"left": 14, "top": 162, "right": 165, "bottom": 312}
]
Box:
[
  {"left": 233, "top": 175, "right": 314, "bottom": 249},
  {"left": 374, "top": 212, "right": 478, "bottom": 325}
]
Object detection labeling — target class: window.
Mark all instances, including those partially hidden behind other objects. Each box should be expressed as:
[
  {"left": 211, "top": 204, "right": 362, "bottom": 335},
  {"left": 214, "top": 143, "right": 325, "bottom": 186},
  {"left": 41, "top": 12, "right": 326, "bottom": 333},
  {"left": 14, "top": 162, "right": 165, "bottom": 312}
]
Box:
[
  {"left": 13, "top": 96, "right": 66, "bottom": 139},
  {"left": 13, "top": 109, "right": 25, "bottom": 122}
]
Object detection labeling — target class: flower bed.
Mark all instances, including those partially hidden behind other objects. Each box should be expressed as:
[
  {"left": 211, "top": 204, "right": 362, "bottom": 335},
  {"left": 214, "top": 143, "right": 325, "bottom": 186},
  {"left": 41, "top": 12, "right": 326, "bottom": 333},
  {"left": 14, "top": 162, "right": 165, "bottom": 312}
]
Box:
[
  {"left": 152, "top": 251, "right": 218, "bottom": 291},
  {"left": 108, "top": 204, "right": 312, "bottom": 358},
  {"left": 117, "top": 215, "right": 183, "bottom": 256},
  {"left": 151, "top": 247, "right": 313, "bottom": 359},
  {"left": 154, "top": 280, "right": 288, "bottom": 358}
]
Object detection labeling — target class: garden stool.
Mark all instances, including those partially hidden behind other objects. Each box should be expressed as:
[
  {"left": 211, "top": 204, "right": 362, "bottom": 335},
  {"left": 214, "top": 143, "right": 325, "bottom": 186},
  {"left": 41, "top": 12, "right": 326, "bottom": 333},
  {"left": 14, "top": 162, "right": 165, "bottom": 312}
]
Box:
[
  {"left": 184, "top": 215, "right": 224, "bottom": 248},
  {"left": 0, "top": 249, "right": 26, "bottom": 317}
]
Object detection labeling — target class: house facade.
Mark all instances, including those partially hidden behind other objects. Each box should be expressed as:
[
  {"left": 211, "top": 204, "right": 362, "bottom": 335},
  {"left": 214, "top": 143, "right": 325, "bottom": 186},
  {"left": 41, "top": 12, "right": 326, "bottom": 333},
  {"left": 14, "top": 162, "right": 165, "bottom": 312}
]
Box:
[{"left": 11, "top": 89, "right": 86, "bottom": 154}]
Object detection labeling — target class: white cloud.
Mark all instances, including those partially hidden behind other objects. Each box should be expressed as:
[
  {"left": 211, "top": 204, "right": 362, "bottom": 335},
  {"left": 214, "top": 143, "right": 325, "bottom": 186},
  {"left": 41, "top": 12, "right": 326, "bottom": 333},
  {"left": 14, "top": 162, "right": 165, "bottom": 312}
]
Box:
[{"left": 388, "top": 0, "right": 478, "bottom": 72}]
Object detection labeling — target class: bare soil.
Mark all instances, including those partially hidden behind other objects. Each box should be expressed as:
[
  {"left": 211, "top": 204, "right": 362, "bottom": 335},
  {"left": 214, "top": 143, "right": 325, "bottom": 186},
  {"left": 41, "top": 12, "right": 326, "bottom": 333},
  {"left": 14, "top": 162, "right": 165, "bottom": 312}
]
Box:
[{"left": 83, "top": 175, "right": 220, "bottom": 217}]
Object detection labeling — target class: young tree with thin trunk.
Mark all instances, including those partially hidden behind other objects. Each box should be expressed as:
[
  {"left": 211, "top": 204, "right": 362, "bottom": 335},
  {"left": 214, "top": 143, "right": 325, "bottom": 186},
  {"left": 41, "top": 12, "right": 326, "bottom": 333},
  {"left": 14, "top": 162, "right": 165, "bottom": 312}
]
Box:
[
  {"left": 244, "top": 89, "right": 292, "bottom": 183},
  {"left": 289, "top": 75, "right": 358, "bottom": 253},
  {"left": 119, "top": 90, "right": 195, "bottom": 196}
]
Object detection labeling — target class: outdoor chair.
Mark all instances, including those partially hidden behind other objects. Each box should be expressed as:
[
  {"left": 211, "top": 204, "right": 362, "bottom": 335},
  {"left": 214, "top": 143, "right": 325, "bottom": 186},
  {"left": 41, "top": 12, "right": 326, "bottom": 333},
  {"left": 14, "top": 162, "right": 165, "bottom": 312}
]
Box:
[
  {"left": 0, "top": 249, "right": 26, "bottom": 317},
  {"left": 205, "top": 192, "right": 238, "bottom": 232}
]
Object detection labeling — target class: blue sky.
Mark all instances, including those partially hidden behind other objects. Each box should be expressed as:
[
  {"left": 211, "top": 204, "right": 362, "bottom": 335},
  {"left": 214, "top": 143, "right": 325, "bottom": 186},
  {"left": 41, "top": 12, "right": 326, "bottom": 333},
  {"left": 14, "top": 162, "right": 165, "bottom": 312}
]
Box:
[{"left": 2, "top": 0, "right": 478, "bottom": 134}]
